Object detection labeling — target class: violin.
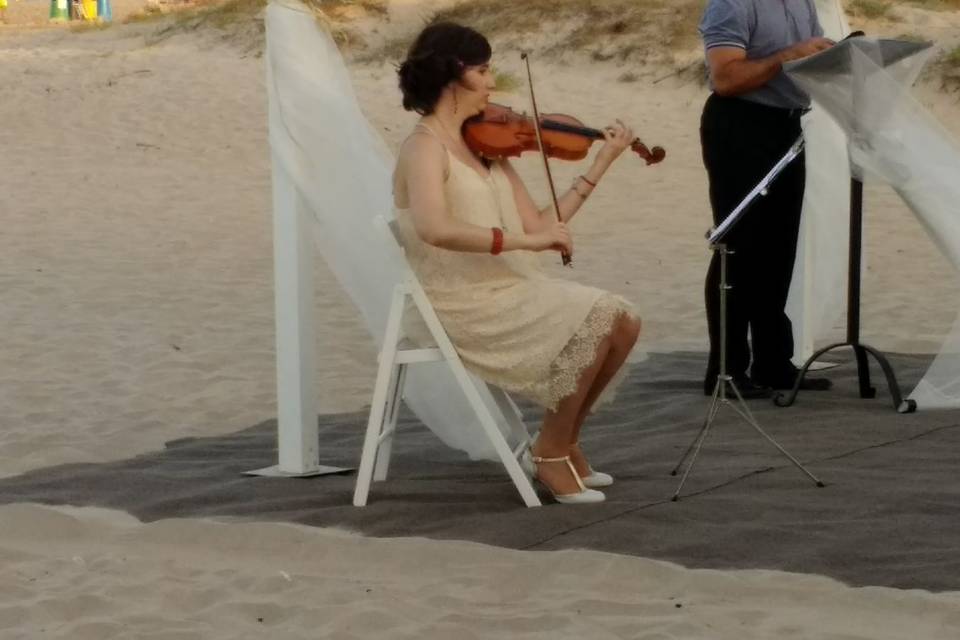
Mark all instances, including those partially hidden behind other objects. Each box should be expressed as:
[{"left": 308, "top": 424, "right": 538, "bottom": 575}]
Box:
[
  {"left": 463, "top": 102, "right": 666, "bottom": 165},
  {"left": 483, "top": 52, "right": 666, "bottom": 267}
]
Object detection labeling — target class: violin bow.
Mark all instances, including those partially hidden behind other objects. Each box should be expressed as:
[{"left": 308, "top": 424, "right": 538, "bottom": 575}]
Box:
[{"left": 521, "top": 52, "right": 572, "bottom": 267}]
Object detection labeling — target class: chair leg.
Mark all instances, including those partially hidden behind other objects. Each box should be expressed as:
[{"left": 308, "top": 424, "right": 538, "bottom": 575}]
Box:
[
  {"left": 353, "top": 287, "right": 405, "bottom": 507},
  {"left": 353, "top": 364, "right": 393, "bottom": 506},
  {"left": 459, "top": 376, "right": 541, "bottom": 507},
  {"left": 407, "top": 284, "right": 541, "bottom": 507},
  {"left": 374, "top": 363, "right": 405, "bottom": 482},
  {"left": 487, "top": 385, "right": 531, "bottom": 455}
]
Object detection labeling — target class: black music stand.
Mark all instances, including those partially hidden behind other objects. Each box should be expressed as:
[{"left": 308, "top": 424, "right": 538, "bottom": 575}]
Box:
[
  {"left": 672, "top": 137, "right": 823, "bottom": 500},
  {"left": 774, "top": 37, "right": 931, "bottom": 414}
]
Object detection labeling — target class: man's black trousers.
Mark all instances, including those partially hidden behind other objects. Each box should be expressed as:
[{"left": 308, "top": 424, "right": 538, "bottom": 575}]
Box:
[{"left": 701, "top": 93, "right": 806, "bottom": 385}]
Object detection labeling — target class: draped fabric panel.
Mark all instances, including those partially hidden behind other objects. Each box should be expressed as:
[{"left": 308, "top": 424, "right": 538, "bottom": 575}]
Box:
[
  {"left": 786, "top": 0, "right": 852, "bottom": 362},
  {"left": 267, "top": 0, "right": 511, "bottom": 458}
]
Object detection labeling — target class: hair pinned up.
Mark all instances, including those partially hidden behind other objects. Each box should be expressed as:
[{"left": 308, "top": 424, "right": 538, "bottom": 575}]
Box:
[{"left": 398, "top": 22, "right": 492, "bottom": 115}]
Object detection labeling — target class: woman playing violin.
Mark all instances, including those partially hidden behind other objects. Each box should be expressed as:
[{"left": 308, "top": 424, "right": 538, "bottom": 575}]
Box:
[{"left": 394, "top": 22, "right": 641, "bottom": 504}]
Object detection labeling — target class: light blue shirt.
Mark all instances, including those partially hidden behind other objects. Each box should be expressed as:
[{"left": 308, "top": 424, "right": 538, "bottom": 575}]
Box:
[{"left": 700, "top": 0, "right": 824, "bottom": 109}]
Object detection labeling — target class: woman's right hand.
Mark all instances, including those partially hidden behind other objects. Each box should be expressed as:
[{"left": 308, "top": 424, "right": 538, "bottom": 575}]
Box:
[{"left": 525, "top": 221, "right": 573, "bottom": 256}]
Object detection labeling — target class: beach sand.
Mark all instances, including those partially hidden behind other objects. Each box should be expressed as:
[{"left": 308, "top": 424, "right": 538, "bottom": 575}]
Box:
[{"left": 2, "top": 0, "right": 960, "bottom": 636}]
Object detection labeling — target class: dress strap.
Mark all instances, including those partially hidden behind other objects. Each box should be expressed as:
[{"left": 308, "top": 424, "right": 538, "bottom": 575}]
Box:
[
  {"left": 407, "top": 122, "right": 451, "bottom": 182},
  {"left": 414, "top": 122, "right": 447, "bottom": 150}
]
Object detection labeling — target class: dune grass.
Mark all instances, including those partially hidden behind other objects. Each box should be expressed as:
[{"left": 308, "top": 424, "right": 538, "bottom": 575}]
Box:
[
  {"left": 124, "top": 3, "right": 168, "bottom": 24},
  {"left": 849, "top": 0, "right": 897, "bottom": 19},
  {"left": 932, "top": 44, "right": 960, "bottom": 91},
  {"left": 91, "top": 0, "right": 960, "bottom": 95},
  {"left": 493, "top": 69, "right": 521, "bottom": 92},
  {"left": 177, "top": 0, "right": 266, "bottom": 29},
  {"left": 903, "top": 0, "right": 960, "bottom": 10},
  {"left": 435, "top": 0, "right": 702, "bottom": 48},
  {"left": 135, "top": 0, "right": 267, "bottom": 50},
  {"left": 125, "top": 0, "right": 384, "bottom": 52},
  {"left": 947, "top": 44, "right": 960, "bottom": 64},
  {"left": 366, "top": 0, "right": 702, "bottom": 66}
]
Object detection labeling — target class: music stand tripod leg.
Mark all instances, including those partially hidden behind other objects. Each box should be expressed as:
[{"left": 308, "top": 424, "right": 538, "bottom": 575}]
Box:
[
  {"left": 671, "top": 378, "right": 724, "bottom": 498},
  {"left": 673, "top": 136, "right": 825, "bottom": 500},
  {"left": 725, "top": 384, "right": 825, "bottom": 488}
]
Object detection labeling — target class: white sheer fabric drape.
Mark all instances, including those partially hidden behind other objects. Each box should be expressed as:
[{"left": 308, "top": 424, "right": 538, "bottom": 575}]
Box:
[
  {"left": 267, "top": 0, "right": 510, "bottom": 458},
  {"left": 786, "top": 37, "right": 960, "bottom": 408},
  {"left": 786, "top": 0, "right": 851, "bottom": 362}
]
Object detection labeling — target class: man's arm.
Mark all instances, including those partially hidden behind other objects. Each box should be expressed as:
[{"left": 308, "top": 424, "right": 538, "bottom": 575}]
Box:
[{"left": 707, "top": 38, "right": 834, "bottom": 97}]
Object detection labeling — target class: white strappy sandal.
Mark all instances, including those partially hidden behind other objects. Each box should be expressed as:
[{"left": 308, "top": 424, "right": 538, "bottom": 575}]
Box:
[
  {"left": 571, "top": 443, "right": 614, "bottom": 488},
  {"left": 521, "top": 451, "right": 605, "bottom": 504},
  {"left": 581, "top": 468, "right": 614, "bottom": 489}
]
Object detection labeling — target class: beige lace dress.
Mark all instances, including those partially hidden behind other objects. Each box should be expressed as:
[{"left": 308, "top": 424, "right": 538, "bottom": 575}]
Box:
[{"left": 394, "top": 126, "right": 637, "bottom": 411}]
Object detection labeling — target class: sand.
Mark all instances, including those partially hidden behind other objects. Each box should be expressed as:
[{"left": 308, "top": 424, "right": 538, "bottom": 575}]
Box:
[{"left": 2, "top": 0, "right": 960, "bottom": 636}]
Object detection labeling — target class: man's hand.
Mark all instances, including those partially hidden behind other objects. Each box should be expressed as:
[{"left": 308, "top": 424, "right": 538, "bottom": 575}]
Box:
[
  {"left": 780, "top": 37, "right": 835, "bottom": 63},
  {"left": 707, "top": 35, "right": 835, "bottom": 97}
]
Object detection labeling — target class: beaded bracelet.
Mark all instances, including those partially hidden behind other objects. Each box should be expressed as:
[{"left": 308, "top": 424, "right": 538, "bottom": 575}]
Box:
[{"left": 491, "top": 227, "right": 504, "bottom": 255}]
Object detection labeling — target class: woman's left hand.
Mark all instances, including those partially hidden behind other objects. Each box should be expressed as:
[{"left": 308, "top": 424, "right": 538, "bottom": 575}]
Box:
[{"left": 595, "top": 119, "right": 634, "bottom": 167}]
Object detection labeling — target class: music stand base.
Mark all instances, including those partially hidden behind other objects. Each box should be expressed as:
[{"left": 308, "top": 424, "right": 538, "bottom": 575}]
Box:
[
  {"left": 774, "top": 343, "right": 918, "bottom": 414},
  {"left": 671, "top": 376, "right": 824, "bottom": 501}
]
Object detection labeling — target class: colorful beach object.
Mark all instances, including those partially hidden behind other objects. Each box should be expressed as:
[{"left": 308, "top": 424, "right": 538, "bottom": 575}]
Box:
[
  {"left": 49, "top": 0, "right": 69, "bottom": 21},
  {"left": 81, "top": 0, "right": 96, "bottom": 20}
]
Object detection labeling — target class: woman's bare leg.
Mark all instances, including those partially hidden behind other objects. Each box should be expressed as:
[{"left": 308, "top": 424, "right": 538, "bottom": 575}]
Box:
[
  {"left": 532, "top": 334, "right": 613, "bottom": 496},
  {"left": 569, "top": 314, "right": 641, "bottom": 476}
]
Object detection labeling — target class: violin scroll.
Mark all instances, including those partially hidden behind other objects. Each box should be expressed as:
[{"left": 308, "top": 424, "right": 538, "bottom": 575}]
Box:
[{"left": 631, "top": 140, "right": 667, "bottom": 165}]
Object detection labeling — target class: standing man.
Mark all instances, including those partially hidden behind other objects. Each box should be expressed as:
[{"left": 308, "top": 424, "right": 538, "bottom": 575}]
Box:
[{"left": 700, "top": 0, "right": 835, "bottom": 398}]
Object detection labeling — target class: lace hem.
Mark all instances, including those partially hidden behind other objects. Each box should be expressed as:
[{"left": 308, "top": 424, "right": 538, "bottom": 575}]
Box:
[{"left": 525, "top": 293, "right": 636, "bottom": 411}]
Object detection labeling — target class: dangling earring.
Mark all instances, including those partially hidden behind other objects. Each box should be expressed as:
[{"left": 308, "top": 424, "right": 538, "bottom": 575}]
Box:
[{"left": 453, "top": 60, "right": 464, "bottom": 115}]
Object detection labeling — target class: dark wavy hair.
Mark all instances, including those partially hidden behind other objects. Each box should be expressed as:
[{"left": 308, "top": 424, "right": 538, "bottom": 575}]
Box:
[{"left": 398, "top": 22, "right": 492, "bottom": 115}]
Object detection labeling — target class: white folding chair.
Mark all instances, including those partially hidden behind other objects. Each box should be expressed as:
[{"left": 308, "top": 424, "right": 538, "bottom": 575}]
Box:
[{"left": 353, "top": 216, "right": 541, "bottom": 507}]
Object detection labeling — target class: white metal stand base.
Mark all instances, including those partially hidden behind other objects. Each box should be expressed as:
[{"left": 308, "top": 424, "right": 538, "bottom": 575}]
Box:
[
  {"left": 243, "top": 464, "right": 350, "bottom": 478},
  {"left": 671, "top": 372, "right": 824, "bottom": 501}
]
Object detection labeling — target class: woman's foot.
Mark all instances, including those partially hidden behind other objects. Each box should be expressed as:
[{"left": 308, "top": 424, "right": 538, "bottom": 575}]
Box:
[
  {"left": 570, "top": 443, "right": 614, "bottom": 488},
  {"left": 526, "top": 447, "right": 604, "bottom": 504},
  {"left": 569, "top": 442, "right": 592, "bottom": 478}
]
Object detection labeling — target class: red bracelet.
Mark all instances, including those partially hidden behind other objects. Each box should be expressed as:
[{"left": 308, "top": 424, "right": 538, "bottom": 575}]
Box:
[
  {"left": 490, "top": 227, "right": 504, "bottom": 255},
  {"left": 579, "top": 175, "right": 597, "bottom": 188}
]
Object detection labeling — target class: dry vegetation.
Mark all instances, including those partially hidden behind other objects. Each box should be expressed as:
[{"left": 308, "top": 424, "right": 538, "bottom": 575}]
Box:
[
  {"left": 934, "top": 43, "right": 960, "bottom": 90},
  {"left": 413, "top": 0, "right": 701, "bottom": 65},
  {"left": 850, "top": 0, "right": 898, "bottom": 18},
  {"left": 73, "top": 0, "right": 960, "bottom": 92},
  {"left": 850, "top": 0, "right": 960, "bottom": 19},
  {"left": 907, "top": 0, "right": 960, "bottom": 9},
  {"left": 123, "top": 0, "right": 385, "bottom": 51}
]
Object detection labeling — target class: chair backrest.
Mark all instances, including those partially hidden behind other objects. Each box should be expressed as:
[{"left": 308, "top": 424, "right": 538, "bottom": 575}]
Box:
[
  {"left": 373, "top": 215, "right": 408, "bottom": 263},
  {"left": 385, "top": 217, "right": 403, "bottom": 247}
]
